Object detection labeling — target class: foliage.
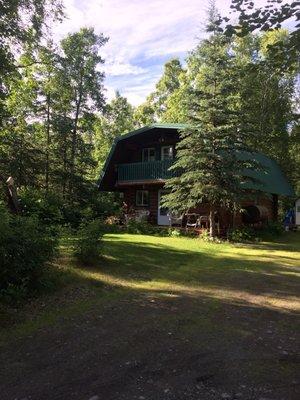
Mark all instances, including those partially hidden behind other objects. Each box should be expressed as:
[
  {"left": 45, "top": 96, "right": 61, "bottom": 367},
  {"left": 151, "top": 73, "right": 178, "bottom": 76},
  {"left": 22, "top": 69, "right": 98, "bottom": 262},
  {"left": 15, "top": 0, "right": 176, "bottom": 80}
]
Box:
[
  {"left": 0, "top": 0, "right": 64, "bottom": 126},
  {"left": 94, "top": 92, "right": 135, "bottom": 173},
  {"left": 224, "top": 0, "right": 299, "bottom": 73},
  {"left": 19, "top": 187, "right": 63, "bottom": 226},
  {"left": 228, "top": 222, "right": 284, "bottom": 242},
  {"left": 74, "top": 220, "right": 105, "bottom": 265},
  {"left": 0, "top": 204, "right": 58, "bottom": 302},
  {"left": 163, "top": 4, "right": 257, "bottom": 237},
  {"left": 134, "top": 58, "right": 185, "bottom": 125},
  {"left": 227, "top": 226, "right": 256, "bottom": 242}
]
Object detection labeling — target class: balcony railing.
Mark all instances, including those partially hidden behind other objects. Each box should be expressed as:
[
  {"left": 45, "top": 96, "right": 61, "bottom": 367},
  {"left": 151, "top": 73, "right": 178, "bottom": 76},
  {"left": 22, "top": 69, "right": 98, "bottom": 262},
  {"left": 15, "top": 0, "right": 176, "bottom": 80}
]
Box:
[{"left": 117, "top": 159, "right": 178, "bottom": 182}]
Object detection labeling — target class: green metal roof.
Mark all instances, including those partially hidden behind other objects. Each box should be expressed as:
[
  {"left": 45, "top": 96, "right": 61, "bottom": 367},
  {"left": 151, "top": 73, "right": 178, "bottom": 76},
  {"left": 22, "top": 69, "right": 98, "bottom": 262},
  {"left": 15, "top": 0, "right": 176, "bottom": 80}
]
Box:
[
  {"left": 239, "top": 151, "right": 295, "bottom": 197},
  {"left": 98, "top": 124, "right": 295, "bottom": 197}
]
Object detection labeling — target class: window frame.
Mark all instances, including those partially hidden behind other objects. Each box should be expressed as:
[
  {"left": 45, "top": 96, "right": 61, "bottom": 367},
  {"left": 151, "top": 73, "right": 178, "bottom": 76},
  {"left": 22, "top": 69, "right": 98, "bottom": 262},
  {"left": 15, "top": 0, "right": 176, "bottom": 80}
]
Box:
[
  {"left": 142, "top": 147, "right": 156, "bottom": 162},
  {"left": 161, "top": 145, "right": 174, "bottom": 160},
  {"left": 136, "top": 190, "right": 149, "bottom": 207}
]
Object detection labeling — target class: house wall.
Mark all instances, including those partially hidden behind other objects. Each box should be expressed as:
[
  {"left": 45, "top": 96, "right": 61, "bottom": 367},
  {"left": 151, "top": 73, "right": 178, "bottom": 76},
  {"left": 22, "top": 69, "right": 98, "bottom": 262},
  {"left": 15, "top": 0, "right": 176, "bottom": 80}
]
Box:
[
  {"left": 122, "top": 185, "right": 276, "bottom": 227},
  {"left": 123, "top": 184, "right": 161, "bottom": 224}
]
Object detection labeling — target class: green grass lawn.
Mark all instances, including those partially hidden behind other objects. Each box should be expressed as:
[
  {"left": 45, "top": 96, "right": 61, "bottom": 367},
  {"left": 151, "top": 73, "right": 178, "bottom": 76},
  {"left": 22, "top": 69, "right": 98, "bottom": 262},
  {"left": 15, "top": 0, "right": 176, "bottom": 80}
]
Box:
[
  {"left": 1, "top": 232, "right": 299, "bottom": 399},
  {"left": 1, "top": 231, "right": 299, "bottom": 341},
  {"left": 71, "top": 231, "right": 300, "bottom": 311}
]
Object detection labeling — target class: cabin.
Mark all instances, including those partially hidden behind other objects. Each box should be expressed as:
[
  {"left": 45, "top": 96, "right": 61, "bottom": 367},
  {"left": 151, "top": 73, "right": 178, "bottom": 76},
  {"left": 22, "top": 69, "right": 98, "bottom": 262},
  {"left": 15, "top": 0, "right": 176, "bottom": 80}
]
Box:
[{"left": 98, "top": 124, "right": 295, "bottom": 230}]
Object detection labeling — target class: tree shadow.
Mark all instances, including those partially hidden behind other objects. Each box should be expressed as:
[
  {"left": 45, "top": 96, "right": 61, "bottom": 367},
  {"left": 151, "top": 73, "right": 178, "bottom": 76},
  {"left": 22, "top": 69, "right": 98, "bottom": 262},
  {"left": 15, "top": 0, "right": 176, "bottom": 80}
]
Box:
[{"left": 73, "top": 233, "right": 300, "bottom": 315}]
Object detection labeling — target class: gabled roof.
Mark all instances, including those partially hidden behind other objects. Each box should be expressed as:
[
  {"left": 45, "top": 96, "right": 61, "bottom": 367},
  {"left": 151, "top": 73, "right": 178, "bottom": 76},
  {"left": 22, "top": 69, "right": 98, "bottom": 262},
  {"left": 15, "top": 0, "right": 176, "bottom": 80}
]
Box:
[
  {"left": 98, "top": 124, "right": 295, "bottom": 197},
  {"left": 98, "top": 124, "right": 186, "bottom": 187}
]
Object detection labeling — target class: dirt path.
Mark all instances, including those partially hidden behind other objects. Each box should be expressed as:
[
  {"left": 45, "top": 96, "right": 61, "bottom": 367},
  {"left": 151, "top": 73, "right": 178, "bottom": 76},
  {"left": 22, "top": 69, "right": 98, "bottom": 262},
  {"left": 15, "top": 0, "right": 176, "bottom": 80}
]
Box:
[{"left": 0, "top": 290, "right": 299, "bottom": 400}]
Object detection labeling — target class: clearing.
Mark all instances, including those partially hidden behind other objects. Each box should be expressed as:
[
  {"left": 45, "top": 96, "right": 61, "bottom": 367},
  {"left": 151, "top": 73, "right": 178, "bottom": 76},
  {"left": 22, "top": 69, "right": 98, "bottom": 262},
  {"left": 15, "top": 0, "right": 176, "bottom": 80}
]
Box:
[{"left": 0, "top": 232, "right": 299, "bottom": 400}]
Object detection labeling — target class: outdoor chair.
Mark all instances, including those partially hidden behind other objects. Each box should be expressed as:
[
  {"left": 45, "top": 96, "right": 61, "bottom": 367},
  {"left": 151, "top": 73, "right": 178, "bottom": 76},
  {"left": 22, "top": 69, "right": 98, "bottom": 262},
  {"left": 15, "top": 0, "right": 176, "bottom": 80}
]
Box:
[
  {"left": 168, "top": 212, "right": 184, "bottom": 227},
  {"left": 135, "top": 209, "right": 150, "bottom": 222},
  {"left": 185, "top": 213, "right": 199, "bottom": 229}
]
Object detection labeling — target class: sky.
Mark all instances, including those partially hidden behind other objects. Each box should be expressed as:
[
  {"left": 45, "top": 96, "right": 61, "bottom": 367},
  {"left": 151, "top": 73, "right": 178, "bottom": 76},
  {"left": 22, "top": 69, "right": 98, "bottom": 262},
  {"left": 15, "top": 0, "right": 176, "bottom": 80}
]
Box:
[{"left": 53, "top": 0, "right": 272, "bottom": 106}]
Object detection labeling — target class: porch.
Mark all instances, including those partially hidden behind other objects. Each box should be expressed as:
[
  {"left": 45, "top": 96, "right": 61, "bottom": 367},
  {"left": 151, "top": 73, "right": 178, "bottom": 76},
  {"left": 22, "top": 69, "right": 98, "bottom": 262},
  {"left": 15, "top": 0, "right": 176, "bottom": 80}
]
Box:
[{"left": 117, "top": 159, "right": 179, "bottom": 185}]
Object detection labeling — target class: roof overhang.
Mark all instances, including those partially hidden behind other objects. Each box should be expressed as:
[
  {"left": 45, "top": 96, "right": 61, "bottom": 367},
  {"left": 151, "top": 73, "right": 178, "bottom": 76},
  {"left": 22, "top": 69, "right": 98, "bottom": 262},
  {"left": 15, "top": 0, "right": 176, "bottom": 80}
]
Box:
[
  {"left": 97, "top": 124, "right": 295, "bottom": 197},
  {"left": 98, "top": 124, "right": 187, "bottom": 191}
]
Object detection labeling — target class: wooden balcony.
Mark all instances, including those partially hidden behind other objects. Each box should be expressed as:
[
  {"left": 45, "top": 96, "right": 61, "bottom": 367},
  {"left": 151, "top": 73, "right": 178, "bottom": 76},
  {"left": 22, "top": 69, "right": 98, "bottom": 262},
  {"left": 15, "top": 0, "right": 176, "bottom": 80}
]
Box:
[{"left": 117, "top": 159, "right": 178, "bottom": 185}]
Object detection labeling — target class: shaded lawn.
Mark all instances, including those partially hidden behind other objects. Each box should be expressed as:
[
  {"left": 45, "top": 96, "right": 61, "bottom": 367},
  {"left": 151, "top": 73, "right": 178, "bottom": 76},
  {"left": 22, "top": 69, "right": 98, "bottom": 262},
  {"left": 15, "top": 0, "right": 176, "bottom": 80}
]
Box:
[
  {"left": 1, "top": 232, "right": 299, "bottom": 340},
  {"left": 72, "top": 232, "right": 300, "bottom": 313},
  {"left": 0, "top": 232, "right": 299, "bottom": 400}
]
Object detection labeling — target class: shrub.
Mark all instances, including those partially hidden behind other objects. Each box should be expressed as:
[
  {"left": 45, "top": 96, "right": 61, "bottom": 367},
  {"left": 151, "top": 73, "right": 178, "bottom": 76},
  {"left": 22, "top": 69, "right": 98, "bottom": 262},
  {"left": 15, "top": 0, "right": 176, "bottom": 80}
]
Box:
[
  {"left": 259, "top": 221, "right": 284, "bottom": 239},
  {"left": 74, "top": 220, "right": 105, "bottom": 265},
  {"left": 228, "top": 222, "right": 284, "bottom": 243},
  {"left": 0, "top": 204, "right": 58, "bottom": 302},
  {"left": 168, "top": 228, "right": 181, "bottom": 237},
  {"left": 125, "top": 219, "right": 171, "bottom": 236},
  {"left": 227, "top": 226, "right": 256, "bottom": 242}
]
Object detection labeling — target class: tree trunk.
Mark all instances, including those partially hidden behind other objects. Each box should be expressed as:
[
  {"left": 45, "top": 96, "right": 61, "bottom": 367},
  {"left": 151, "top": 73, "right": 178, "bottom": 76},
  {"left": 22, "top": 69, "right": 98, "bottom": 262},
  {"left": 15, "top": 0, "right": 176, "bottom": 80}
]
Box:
[
  {"left": 209, "top": 207, "right": 216, "bottom": 238},
  {"left": 70, "top": 72, "right": 83, "bottom": 196},
  {"left": 45, "top": 93, "right": 51, "bottom": 191}
]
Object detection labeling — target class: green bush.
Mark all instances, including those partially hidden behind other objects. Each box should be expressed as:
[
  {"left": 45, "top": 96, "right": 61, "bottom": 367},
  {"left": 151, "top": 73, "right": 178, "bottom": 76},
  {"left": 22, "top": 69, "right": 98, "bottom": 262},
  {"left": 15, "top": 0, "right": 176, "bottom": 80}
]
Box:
[
  {"left": 259, "top": 221, "right": 284, "bottom": 239},
  {"left": 74, "top": 220, "right": 105, "bottom": 265},
  {"left": 125, "top": 219, "right": 171, "bottom": 236},
  {"left": 228, "top": 222, "right": 284, "bottom": 243},
  {"left": 0, "top": 204, "right": 58, "bottom": 302},
  {"left": 227, "top": 226, "right": 256, "bottom": 242}
]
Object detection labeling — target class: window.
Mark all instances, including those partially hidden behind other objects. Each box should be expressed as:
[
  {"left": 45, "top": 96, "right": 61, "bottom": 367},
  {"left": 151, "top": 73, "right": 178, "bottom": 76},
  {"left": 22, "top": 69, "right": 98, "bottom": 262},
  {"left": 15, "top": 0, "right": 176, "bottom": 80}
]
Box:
[
  {"left": 161, "top": 145, "right": 173, "bottom": 160},
  {"left": 142, "top": 147, "right": 156, "bottom": 162},
  {"left": 136, "top": 190, "right": 149, "bottom": 206}
]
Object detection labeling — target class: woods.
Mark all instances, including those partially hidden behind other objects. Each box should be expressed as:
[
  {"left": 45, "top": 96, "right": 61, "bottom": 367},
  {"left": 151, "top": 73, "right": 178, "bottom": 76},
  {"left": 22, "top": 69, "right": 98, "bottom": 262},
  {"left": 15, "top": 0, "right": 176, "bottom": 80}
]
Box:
[
  {"left": 0, "top": 1, "right": 299, "bottom": 218},
  {"left": 0, "top": 0, "right": 299, "bottom": 298}
]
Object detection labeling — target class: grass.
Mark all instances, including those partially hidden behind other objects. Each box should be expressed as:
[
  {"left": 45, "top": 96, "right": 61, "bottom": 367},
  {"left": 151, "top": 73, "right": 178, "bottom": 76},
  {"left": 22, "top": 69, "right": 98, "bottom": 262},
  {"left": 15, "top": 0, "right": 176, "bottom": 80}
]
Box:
[
  {"left": 73, "top": 231, "right": 300, "bottom": 312},
  {"left": 0, "top": 231, "right": 299, "bottom": 343}
]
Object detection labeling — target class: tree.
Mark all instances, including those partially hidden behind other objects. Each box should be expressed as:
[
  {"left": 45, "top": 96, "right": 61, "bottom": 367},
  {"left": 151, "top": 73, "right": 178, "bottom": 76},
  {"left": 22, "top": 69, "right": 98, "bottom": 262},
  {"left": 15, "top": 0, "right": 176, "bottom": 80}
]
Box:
[
  {"left": 163, "top": 3, "right": 256, "bottom": 237},
  {"left": 0, "top": 0, "right": 64, "bottom": 126},
  {"left": 134, "top": 58, "right": 184, "bottom": 125},
  {"left": 58, "top": 27, "right": 108, "bottom": 199},
  {"left": 224, "top": 0, "right": 299, "bottom": 73},
  {"left": 233, "top": 30, "right": 296, "bottom": 175},
  {"left": 94, "top": 91, "right": 135, "bottom": 174}
]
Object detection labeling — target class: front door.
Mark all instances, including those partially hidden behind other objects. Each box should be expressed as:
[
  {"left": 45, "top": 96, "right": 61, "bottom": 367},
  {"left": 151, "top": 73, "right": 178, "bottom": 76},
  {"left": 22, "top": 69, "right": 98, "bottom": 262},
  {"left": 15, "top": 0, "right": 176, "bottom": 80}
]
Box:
[{"left": 158, "top": 190, "right": 169, "bottom": 225}]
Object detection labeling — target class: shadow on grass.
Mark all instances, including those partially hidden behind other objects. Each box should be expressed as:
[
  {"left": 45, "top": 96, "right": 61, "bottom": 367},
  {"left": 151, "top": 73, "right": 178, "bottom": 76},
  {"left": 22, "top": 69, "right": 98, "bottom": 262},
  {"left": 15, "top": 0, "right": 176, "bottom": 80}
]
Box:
[{"left": 68, "top": 232, "right": 300, "bottom": 315}]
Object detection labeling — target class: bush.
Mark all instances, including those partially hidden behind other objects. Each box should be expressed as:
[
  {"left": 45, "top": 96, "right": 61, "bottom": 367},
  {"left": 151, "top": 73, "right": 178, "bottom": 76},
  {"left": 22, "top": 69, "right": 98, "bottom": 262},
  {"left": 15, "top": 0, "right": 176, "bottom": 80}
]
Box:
[
  {"left": 0, "top": 204, "right": 58, "bottom": 302},
  {"left": 228, "top": 222, "right": 284, "bottom": 243},
  {"left": 74, "top": 220, "right": 105, "bottom": 265},
  {"left": 227, "top": 226, "right": 256, "bottom": 242},
  {"left": 259, "top": 221, "right": 284, "bottom": 239},
  {"left": 125, "top": 219, "right": 172, "bottom": 236}
]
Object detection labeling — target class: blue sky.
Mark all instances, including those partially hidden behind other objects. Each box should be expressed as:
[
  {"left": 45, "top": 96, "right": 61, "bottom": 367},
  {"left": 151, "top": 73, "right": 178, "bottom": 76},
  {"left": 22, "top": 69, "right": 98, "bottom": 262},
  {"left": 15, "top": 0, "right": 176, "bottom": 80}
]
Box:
[{"left": 54, "top": 0, "right": 271, "bottom": 105}]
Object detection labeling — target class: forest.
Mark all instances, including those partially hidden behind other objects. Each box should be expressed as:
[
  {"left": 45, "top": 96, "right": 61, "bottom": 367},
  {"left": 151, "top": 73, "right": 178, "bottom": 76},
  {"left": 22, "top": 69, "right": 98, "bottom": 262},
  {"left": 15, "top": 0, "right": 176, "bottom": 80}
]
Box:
[{"left": 0, "top": 0, "right": 299, "bottom": 301}]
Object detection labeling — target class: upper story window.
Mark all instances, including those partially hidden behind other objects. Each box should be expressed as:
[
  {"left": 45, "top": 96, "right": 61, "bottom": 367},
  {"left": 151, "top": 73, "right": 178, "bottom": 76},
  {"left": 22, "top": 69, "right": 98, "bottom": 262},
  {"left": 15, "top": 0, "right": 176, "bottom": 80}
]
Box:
[
  {"left": 142, "top": 147, "right": 155, "bottom": 162},
  {"left": 161, "top": 145, "right": 174, "bottom": 160}
]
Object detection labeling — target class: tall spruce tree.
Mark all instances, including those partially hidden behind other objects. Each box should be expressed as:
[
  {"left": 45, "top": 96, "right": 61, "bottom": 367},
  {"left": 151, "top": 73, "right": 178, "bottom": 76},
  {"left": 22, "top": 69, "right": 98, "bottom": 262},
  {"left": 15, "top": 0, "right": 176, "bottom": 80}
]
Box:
[{"left": 163, "top": 3, "right": 256, "bottom": 237}]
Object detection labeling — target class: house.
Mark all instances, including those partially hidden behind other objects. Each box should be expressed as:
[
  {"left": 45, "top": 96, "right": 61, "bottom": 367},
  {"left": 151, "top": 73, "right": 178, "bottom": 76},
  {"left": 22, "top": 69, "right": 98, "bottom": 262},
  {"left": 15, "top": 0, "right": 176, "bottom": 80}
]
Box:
[{"left": 98, "top": 124, "right": 295, "bottom": 228}]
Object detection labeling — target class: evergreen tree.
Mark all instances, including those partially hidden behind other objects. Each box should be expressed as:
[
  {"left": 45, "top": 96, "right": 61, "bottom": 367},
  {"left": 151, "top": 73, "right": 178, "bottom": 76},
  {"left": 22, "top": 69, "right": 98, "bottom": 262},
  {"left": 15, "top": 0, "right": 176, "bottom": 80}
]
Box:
[{"left": 163, "top": 3, "right": 256, "bottom": 237}]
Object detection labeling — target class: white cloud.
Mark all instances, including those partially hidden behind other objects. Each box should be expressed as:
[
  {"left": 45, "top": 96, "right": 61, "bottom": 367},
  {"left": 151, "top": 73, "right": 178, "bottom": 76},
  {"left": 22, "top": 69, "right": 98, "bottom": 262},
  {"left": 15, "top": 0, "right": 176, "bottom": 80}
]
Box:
[
  {"left": 103, "top": 62, "right": 146, "bottom": 76},
  {"left": 53, "top": 0, "right": 273, "bottom": 106}
]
